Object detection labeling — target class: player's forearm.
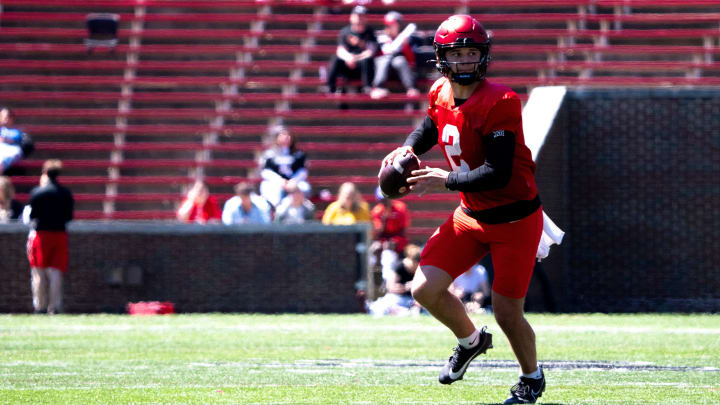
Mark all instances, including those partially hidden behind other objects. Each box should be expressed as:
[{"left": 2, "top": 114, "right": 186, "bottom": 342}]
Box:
[
  {"left": 403, "top": 115, "right": 438, "bottom": 156},
  {"left": 446, "top": 165, "right": 511, "bottom": 191}
]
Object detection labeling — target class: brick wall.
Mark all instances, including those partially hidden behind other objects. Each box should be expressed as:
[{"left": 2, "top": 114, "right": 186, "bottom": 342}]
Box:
[
  {"left": 535, "top": 88, "right": 720, "bottom": 312},
  {"left": 0, "top": 222, "right": 369, "bottom": 313}
]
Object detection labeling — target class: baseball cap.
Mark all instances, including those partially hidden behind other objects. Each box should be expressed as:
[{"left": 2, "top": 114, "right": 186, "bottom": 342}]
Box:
[
  {"left": 351, "top": 5, "right": 367, "bottom": 16},
  {"left": 384, "top": 11, "right": 402, "bottom": 25}
]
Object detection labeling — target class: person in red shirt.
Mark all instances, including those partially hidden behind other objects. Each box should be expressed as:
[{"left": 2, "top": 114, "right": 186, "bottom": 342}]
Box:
[
  {"left": 371, "top": 186, "right": 410, "bottom": 254},
  {"left": 380, "top": 15, "right": 544, "bottom": 404},
  {"left": 369, "top": 187, "right": 411, "bottom": 282},
  {"left": 176, "top": 180, "right": 221, "bottom": 224}
]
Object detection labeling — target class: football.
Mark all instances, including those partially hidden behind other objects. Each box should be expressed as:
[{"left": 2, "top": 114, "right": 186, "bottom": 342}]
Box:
[{"left": 378, "top": 153, "right": 420, "bottom": 199}]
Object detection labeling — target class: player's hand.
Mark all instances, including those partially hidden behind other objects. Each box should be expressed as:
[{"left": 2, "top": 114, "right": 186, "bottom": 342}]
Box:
[
  {"left": 406, "top": 166, "right": 449, "bottom": 194},
  {"left": 378, "top": 146, "right": 416, "bottom": 177}
]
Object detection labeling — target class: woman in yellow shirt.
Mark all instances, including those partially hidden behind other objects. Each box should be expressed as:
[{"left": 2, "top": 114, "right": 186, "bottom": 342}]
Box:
[{"left": 322, "top": 182, "right": 371, "bottom": 225}]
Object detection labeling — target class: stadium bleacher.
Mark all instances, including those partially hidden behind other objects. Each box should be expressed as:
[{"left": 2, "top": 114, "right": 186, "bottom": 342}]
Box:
[{"left": 1, "top": 0, "right": 719, "bottom": 239}]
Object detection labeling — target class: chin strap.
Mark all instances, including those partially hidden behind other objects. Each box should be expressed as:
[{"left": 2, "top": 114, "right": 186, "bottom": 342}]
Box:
[{"left": 450, "top": 72, "right": 477, "bottom": 85}]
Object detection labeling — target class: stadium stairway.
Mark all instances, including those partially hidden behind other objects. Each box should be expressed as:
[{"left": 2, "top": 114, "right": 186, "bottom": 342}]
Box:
[{"left": 1, "top": 0, "right": 719, "bottom": 241}]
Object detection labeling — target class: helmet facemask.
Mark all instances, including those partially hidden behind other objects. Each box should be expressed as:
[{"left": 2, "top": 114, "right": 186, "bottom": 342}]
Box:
[{"left": 434, "top": 43, "right": 491, "bottom": 86}]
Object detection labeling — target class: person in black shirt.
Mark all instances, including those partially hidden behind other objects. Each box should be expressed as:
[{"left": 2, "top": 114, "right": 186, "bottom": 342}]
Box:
[
  {"left": 259, "top": 125, "right": 311, "bottom": 208},
  {"left": 326, "top": 5, "right": 377, "bottom": 94},
  {"left": 24, "top": 160, "right": 74, "bottom": 314},
  {"left": 368, "top": 243, "right": 422, "bottom": 316}
]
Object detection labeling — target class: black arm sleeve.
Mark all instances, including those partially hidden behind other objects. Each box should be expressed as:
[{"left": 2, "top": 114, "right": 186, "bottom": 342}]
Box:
[
  {"left": 403, "top": 115, "right": 438, "bottom": 156},
  {"left": 445, "top": 130, "right": 516, "bottom": 192}
]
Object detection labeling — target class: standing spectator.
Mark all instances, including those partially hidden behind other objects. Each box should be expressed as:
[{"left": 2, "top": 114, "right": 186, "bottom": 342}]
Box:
[
  {"left": 326, "top": 5, "right": 377, "bottom": 94},
  {"left": 370, "top": 186, "right": 410, "bottom": 253},
  {"left": 321, "top": 182, "right": 370, "bottom": 225},
  {"left": 370, "top": 11, "right": 420, "bottom": 99},
  {"left": 259, "top": 125, "right": 311, "bottom": 208},
  {"left": 222, "top": 182, "right": 271, "bottom": 225},
  {"left": 274, "top": 184, "right": 315, "bottom": 224},
  {"left": 23, "top": 160, "right": 74, "bottom": 314},
  {"left": 0, "top": 176, "right": 23, "bottom": 222},
  {"left": 369, "top": 186, "right": 410, "bottom": 279},
  {"left": 1, "top": 106, "right": 32, "bottom": 174},
  {"left": 176, "top": 180, "right": 221, "bottom": 224}
]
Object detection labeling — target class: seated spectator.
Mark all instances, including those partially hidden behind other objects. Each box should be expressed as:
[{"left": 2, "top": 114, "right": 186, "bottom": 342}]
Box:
[
  {"left": 321, "top": 182, "right": 370, "bottom": 225},
  {"left": 177, "top": 180, "right": 221, "bottom": 224},
  {"left": 0, "top": 176, "right": 23, "bottom": 222},
  {"left": 326, "top": 6, "right": 377, "bottom": 94},
  {"left": 259, "top": 125, "right": 311, "bottom": 208},
  {"left": 1, "top": 106, "right": 33, "bottom": 174},
  {"left": 274, "top": 184, "right": 315, "bottom": 224},
  {"left": 450, "top": 263, "right": 491, "bottom": 314},
  {"left": 368, "top": 243, "right": 422, "bottom": 316},
  {"left": 370, "top": 11, "right": 420, "bottom": 99},
  {"left": 369, "top": 186, "right": 410, "bottom": 278},
  {"left": 222, "top": 182, "right": 272, "bottom": 225}
]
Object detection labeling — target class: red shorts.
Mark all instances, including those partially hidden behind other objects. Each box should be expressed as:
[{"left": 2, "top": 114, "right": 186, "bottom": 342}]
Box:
[
  {"left": 27, "top": 230, "right": 69, "bottom": 273},
  {"left": 419, "top": 206, "right": 543, "bottom": 299}
]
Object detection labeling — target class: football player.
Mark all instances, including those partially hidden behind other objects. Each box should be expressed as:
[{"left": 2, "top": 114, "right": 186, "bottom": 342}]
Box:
[{"left": 380, "top": 15, "right": 545, "bottom": 404}]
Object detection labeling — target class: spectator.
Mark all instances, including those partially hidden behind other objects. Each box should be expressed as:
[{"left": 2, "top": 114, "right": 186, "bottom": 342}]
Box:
[
  {"left": 450, "top": 263, "right": 491, "bottom": 314},
  {"left": 1, "top": 106, "right": 33, "bottom": 174},
  {"left": 177, "top": 180, "right": 221, "bottom": 224},
  {"left": 0, "top": 176, "right": 23, "bottom": 222},
  {"left": 23, "top": 160, "right": 74, "bottom": 314},
  {"left": 368, "top": 243, "right": 422, "bottom": 316},
  {"left": 321, "top": 182, "right": 370, "bottom": 225},
  {"left": 370, "top": 11, "right": 420, "bottom": 99},
  {"left": 222, "top": 182, "right": 271, "bottom": 225},
  {"left": 370, "top": 186, "right": 410, "bottom": 252},
  {"left": 259, "top": 125, "right": 311, "bottom": 208},
  {"left": 274, "top": 183, "right": 315, "bottom": 224},
  {"left": 326, "top": 5, "right": 377, "bottom": 94},
  {"left": 369, "top": 186, "right": 410, "bottom": 279}
]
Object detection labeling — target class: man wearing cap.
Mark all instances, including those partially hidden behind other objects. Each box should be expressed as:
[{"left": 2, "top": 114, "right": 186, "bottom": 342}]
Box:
[{"left": 370, "top": 11, "right": 420, "bottom": 99}]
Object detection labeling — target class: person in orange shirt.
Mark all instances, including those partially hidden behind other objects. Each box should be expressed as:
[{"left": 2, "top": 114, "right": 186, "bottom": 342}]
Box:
[{"left": 176, "top": 180, "right": 221, "bottom": 224}]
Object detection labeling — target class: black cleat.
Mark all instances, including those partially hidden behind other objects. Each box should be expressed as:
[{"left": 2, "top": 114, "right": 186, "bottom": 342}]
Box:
[
  {"left": 503, "top": 366, "right": 545, "bottom": 404},
  {"left": 438, "top": 326, "right": 493, "bottom": 384}
]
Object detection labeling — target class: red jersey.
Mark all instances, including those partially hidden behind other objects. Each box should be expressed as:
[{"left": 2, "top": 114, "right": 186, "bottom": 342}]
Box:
[
  {"left": 426, "top": 77, "right": 538, "bottom": 212},
  {"left": 179, "top": 196, "right": 221, "bottom": 224}
]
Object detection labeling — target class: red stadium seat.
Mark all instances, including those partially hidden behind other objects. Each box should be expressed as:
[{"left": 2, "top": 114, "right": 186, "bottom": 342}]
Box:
[{"left": 4, "top": 0, "right": 719, "bottom": 238}]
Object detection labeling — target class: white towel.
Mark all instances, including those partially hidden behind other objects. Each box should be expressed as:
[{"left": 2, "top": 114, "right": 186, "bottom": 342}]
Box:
[{"left": 536, "top": 211, "right": 565, "bottom": 261}]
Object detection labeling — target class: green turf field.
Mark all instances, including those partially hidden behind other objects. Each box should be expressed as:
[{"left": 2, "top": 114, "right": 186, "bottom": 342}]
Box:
[{"left": 1, "top": 313, "right": 718, "bottom": 404}]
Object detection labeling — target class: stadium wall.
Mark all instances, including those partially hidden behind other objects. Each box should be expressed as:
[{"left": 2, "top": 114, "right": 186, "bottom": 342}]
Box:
[
  {"left": 535, "top": 88, "right": 720, "bottom": 313},
  {"left": 0, "top": 222, "right": 369, "bottom": 314}
]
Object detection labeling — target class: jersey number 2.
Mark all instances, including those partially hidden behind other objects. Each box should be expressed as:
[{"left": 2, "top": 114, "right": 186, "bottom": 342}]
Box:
[{"left": 442, "top": 124, "right": 470, "bottom": 173}]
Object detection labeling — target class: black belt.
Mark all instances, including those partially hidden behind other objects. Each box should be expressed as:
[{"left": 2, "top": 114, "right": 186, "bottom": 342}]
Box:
[{"left": 461, "top": 194, "right": 541, "bottom": 224}]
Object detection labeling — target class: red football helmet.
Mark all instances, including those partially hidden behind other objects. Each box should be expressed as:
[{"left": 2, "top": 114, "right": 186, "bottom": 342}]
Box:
[{"left": 433, "top": 15, "right": 492, "bottom": 85}]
